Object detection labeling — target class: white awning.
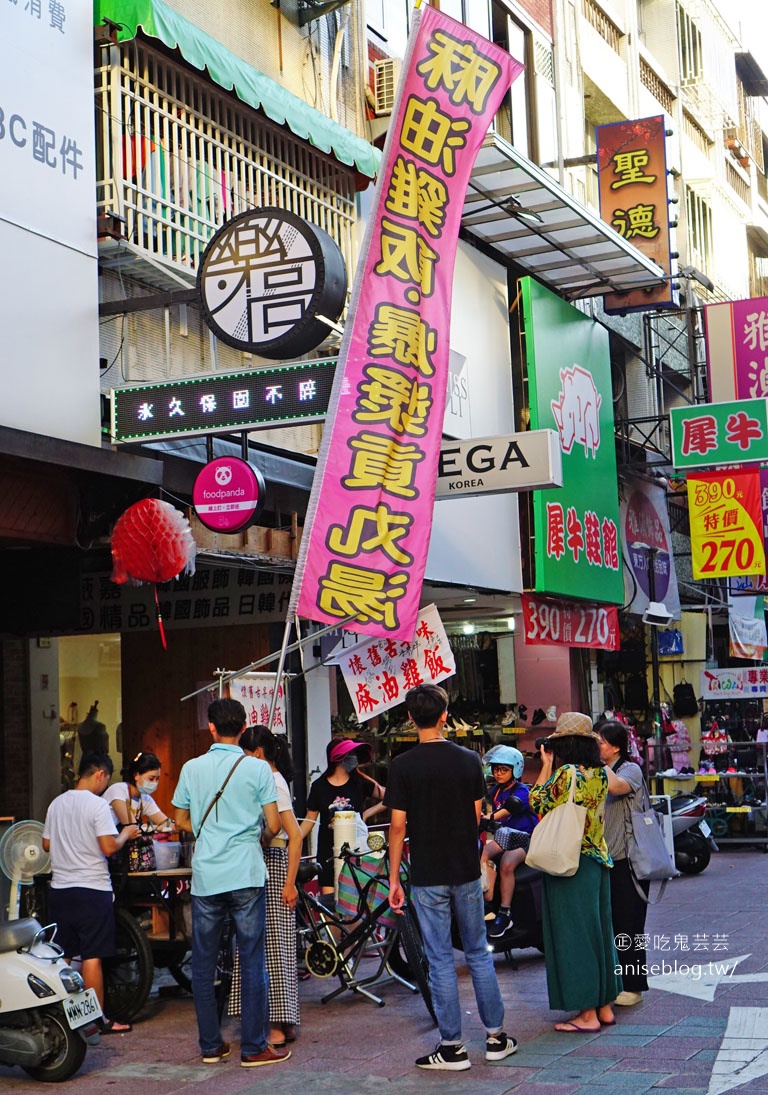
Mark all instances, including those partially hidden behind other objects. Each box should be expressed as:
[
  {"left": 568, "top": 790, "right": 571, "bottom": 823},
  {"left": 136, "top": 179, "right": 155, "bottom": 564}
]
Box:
[{"left": 463, "top": 133, "right": 668, "bottom": 300}]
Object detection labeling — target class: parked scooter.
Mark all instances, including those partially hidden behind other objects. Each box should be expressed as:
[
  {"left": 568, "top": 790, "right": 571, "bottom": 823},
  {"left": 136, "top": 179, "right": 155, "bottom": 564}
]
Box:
[
  {"left": 655, "top": 793, "right": 717, "bottom": 875},
  {"left": 0, "top": 917, "right": 100, "bottom": 1082},
  {"left": 450, "top": 818, "right": 545, "bottom": 965}
]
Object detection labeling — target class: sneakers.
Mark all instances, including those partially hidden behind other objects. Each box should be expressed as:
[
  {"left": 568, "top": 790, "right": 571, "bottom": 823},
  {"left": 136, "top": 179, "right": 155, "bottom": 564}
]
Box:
[
  {"left": 488, "top": 911, "right": 513, "bottom": 938},
  {"left": 202, "top": 1042, "right": 231, "bottom": 1063},
  {"left": 416, "top": 1043, "right": 471, "bottom": 1071},
  {"left": 698, "top": 764, "right": 709, "bottom": 775},
  {"left": 241, "top": 1044, "right": 291, "bottom": 1067},
  {"left": 486, "top": 1033, "right": 518, "bottom": 1061}
]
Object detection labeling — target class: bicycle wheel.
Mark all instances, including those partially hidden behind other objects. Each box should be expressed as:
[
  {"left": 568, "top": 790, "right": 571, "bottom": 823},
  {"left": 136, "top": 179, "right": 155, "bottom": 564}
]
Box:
[
  {"left": 103, "top": 907, "right": 154, "bottom": 1022},
  {"left": 398, "top": 905, "right": 436, "bottom": 1024}
]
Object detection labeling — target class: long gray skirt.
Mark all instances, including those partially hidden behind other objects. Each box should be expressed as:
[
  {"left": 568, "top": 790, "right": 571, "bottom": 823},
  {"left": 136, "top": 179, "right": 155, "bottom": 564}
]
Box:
[{"left": 541, "top": 855, "right": 621, "bottom": 1012}]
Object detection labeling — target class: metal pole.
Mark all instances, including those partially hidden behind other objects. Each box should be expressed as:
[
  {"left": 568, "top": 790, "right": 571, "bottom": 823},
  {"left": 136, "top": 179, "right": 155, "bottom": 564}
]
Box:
[
  {"left": 267, "top": 616, "right": 294, "bottom": 732},
  {"left": 647, "top": 546, "right": 664, "bottom": 793}
]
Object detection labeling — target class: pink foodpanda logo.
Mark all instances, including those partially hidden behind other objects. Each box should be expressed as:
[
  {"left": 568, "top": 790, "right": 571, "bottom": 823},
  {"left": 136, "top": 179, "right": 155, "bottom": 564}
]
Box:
[{"left": 550, "top": 364, "right": 602, "bottom": 458}]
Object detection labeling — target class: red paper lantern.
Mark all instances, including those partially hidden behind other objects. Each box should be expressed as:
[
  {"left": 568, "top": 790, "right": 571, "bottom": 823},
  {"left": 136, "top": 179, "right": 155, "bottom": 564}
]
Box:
[{"left": 111, "top": 499, "right": 197, "bottom": 647}]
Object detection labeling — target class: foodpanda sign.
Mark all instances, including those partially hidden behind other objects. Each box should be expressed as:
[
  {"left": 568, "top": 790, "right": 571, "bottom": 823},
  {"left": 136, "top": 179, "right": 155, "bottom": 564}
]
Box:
[{"left": 192, "top": 457, "right": 265, "bottom": 533}]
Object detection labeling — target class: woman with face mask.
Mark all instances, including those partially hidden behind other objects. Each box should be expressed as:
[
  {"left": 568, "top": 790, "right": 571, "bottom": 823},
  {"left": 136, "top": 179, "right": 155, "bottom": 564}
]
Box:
[
  {"left": 103, "top": 751, "right": 170, "bottom": 831},
  {"left": 299, "top": 740, "right": 385, "bottom": 904}
]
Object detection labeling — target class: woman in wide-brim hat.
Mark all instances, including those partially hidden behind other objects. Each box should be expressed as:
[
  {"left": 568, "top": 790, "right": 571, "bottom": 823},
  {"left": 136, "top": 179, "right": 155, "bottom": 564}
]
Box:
[
  {"left": 298, "top": 738, "right": 385, "bottom": 904},
  {"left": 529, "top": 712, "right": 621, "bottom": 1033}
]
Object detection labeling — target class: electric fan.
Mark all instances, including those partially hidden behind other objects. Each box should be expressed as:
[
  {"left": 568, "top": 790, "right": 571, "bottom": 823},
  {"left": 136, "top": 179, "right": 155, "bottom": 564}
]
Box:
[{"left": 0, "top": 820, "right": 50, "bottom": 919}]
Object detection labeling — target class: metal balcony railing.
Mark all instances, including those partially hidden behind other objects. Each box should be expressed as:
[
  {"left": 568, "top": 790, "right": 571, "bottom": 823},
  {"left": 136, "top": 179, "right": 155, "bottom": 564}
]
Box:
[{"left": 94, "top": 40, "right": 358, "bottom": 282}]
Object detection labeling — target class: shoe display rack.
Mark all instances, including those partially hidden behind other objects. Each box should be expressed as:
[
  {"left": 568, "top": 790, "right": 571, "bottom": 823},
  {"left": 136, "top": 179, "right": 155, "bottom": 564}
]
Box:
[{"left": 695, "top": 742, "right": 768, "bottom": 848}]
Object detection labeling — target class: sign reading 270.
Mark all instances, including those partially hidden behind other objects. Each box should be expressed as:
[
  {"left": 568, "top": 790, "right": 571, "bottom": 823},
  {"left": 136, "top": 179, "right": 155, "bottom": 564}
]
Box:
[
  {"left": 686, "top": 469, "right": 766, "bottom": 580},
  {"left": 521, "top": 594, "right": 619, "bottom": 650}
]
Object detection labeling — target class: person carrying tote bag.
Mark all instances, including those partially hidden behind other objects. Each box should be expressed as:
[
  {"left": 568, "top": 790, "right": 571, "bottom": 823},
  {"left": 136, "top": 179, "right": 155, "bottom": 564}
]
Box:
[
  {"left": 525, "top": 766, "right": 585, "bottom": 877},
  {"left": 529, "top": 712, "right": 621, "bottom": 1034}
]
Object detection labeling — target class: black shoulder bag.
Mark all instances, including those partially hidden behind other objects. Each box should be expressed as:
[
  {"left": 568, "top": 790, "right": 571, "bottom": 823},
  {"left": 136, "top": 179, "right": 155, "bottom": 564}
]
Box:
[{"left": 195, "top": 754, "right": 247, "bottom": 840}]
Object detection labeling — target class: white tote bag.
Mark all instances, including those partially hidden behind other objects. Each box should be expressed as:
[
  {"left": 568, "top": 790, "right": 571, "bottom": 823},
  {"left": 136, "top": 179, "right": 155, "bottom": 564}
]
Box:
[{"left": 525, "top": 766, "right": 587, "bottom": 877}]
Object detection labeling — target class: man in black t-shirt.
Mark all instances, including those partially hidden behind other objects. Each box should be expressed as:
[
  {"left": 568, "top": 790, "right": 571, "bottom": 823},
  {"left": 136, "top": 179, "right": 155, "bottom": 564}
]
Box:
[{"left": 386, "top": 684, "right": 518, "bottom": 1072}]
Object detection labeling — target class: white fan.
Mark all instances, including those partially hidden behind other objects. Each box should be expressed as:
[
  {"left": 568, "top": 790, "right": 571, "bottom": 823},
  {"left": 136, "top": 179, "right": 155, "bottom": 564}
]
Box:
[{"left": 0, "top": 820, "right": 50, "bottom": 919}]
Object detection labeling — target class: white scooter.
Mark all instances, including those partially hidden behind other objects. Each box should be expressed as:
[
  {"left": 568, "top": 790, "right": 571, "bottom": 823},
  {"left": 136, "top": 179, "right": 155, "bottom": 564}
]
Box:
[{"left": 0, "top": 917, "right": 101, "bottom": 1082}]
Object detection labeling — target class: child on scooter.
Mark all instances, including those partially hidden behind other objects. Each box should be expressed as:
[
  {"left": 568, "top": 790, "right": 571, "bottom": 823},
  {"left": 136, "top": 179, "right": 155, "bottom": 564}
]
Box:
[{"left": 480, "top": 745, "right": 538, "bottom": 939}]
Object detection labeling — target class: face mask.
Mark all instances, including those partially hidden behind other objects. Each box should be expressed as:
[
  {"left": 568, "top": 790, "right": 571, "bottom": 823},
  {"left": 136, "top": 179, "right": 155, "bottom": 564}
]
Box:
[
  {"left": 340, "top": 755, "right": 359, "bottom": 773},
  {"left": 139, "top": 779, "right": 159, "bottom": 794}
]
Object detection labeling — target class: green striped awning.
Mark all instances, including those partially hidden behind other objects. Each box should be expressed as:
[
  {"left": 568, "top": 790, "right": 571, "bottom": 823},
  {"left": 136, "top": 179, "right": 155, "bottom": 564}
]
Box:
[{"left": 94, "top": 0, "right": 381, "bottom": 179}]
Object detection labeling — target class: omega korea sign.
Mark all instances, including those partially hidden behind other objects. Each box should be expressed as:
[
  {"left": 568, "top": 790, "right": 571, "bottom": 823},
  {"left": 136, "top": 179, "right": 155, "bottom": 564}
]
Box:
[{"left": 436, "top": 430, "right": 562, "bottom": 498}]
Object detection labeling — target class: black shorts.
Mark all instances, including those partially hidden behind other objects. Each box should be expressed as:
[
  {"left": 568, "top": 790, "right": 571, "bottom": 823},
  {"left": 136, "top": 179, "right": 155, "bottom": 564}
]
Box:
[{"left": 48, "top": 887, "right": 115, "bottom": 960}]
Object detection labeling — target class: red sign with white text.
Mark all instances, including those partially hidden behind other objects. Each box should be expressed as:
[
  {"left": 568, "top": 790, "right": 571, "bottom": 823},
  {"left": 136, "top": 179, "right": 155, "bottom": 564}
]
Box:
[{"left": 521, "top": 594, "right": 620, "bottom": 650}]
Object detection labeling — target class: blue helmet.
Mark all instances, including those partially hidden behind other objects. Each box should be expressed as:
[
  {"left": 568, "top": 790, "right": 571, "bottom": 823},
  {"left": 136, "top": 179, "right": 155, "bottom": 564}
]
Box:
[{"left": 484, "top": 744, "right": 524, "bottom": 780}]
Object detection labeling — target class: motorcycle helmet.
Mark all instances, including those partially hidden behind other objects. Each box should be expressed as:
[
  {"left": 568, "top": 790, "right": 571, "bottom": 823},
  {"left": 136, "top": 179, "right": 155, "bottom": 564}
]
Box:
[{"left": 483, "top": 744, "right": 524, "bottom": 780}]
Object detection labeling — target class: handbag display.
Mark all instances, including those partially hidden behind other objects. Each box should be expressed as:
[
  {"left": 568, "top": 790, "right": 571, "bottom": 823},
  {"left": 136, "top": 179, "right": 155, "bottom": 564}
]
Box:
[
  {"left": 525, "top": 766, "right": 586, "bottom": 877},
  {"left": 672, "top": 679, "right": 698, "bottom": 717}
]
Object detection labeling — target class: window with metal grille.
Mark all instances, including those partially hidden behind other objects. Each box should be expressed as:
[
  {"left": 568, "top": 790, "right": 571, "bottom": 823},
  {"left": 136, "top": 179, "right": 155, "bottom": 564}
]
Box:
[
  {"left": 676, "top": 3, "right": 703, "bottom": 85},
  {"left": 95, "top": 40, "right": 358, "bottom": 278},
  {"left": 685, "top": 187, "right": 713, "bottom": 275}
]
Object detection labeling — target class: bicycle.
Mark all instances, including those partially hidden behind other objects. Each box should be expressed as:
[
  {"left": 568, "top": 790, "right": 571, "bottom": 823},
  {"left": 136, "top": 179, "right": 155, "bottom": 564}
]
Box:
[{"left": 295, "top": 838, "right": 435, "bottom": 1023}]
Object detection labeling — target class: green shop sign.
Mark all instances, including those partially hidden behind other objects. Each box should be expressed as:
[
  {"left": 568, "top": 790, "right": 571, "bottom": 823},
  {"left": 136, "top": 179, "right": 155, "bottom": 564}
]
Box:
[
  {"left": 521, "top": 278, "right": 623, "bottom": 605},
  {"left": 670, "top": 398, "right": 768, "bottom": 469}
]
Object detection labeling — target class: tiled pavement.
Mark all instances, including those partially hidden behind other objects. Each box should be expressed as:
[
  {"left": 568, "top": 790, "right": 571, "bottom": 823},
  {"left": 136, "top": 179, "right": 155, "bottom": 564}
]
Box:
[{"left": 2, "top": 843, "right": 767, "bottom": 1093}]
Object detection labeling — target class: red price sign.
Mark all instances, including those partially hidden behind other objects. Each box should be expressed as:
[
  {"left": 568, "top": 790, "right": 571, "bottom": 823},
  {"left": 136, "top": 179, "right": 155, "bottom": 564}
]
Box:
[{"left": 521, "top": 594, "right": 619, "bottom": 650}]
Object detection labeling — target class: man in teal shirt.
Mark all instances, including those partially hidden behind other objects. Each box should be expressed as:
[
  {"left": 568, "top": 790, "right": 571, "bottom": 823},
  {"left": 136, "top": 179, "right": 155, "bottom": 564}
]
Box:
[{"left": 173, "top": 698, "right": 287, "bottom": 1068}]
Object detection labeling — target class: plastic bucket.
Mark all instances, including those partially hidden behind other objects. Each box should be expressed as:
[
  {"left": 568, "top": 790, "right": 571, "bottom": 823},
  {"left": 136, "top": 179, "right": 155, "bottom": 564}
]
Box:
[{"left": 153, "top": 840, "right": 181, "bottom": 870}]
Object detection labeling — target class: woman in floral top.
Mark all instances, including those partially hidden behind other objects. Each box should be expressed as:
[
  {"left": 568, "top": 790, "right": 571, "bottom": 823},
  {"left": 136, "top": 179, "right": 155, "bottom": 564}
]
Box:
[{"left": 529, "top": 712, "right": 621, "bottom": 1033}]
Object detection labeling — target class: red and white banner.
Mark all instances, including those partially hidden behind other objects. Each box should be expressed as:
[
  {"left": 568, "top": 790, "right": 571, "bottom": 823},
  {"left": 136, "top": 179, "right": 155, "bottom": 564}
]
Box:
[
  {"left": 229, "top": 673, "right": 287, "bottom": 732},
  {"left": 290, "top": 5, "right": 522, "bottom": 639},
  {"left": 521, "top": 594, "right": 620, "bottom": 650},
  {"left": 337, "top": 604, "right": 455, "bottom": 721}
]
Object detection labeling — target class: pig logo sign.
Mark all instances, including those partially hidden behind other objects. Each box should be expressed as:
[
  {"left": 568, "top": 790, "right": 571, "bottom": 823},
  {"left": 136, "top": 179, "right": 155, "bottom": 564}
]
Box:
[{"left": 550, "top": 365, "right": 602, "bottom": 458}]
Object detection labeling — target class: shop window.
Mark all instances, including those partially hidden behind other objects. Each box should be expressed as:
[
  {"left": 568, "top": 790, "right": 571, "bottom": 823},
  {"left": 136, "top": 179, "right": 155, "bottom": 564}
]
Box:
[{"left": 58, "top": 635, "right": 123, "bottom": 791}]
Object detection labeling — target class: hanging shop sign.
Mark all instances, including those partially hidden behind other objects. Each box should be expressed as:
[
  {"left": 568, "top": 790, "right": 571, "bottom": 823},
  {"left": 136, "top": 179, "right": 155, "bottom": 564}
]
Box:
[
  {"left": 670, "top": 398, "right": 768, "bottom": 469},
  {"left": 701, "top": 667, "right": 768, "bottom": 699},
  {"left": 704, "top": 294, "right": 768, "bottom": 404},
  {"left": 521, "top": 594, "right": 620, "bottom": 650},
  {"left": 228, "top": 673, "right": 287, "bottom": 732},
  {"left": 729, "top": 467, "right": 768, "bottom": 594},
  {"left": 728, "top": 594, "right": 767, "bottom": 660},
  {"left": 620, "top": 476, "right": 681, "bottom": 618},
  {"left": 337, "top": 604, "right": 455, "bottom": 721},
  {"left": 197, "top": 208, "right": 347, "bottom": 360},
  {"left": 521, "top": 278, "right": 624, "bottom": 605},
  {"left": 110, "top": 358, "right": 337, "bottom": 443},
  {"left": 192, "top": 457, "right": 265, "bottom": 534},
  {"left": 596, "top": 115, "right": 676, "bottom": 313},
  {"left": 435, "top": 430, "right": 562, "bottom": 497},
  {"left": 687, "top": 469, "right": 766, "bottom": 580},
  {"left": 290, "top": 5, "right": 522, "bottom": 640}
]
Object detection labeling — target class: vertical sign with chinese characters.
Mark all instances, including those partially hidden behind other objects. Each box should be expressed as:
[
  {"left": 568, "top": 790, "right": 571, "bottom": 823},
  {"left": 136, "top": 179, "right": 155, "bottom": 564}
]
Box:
[
  {"left": 522, "top": 278, "right": 624, "bottom": 605},
  {"left": 291, "top": 5, "right": 521, "bottom": 639},
  {"left": 687, "top": 470, "right": 766, "bottom": 580},
  {"left": 596, "top": 116, "right": 676, "bottom": 313},
  {"left": 337, "top": 605, "right": 455, "bottom": 720},
  {"left": 704, "top": 296, "right": 768, "bottom": 404}
]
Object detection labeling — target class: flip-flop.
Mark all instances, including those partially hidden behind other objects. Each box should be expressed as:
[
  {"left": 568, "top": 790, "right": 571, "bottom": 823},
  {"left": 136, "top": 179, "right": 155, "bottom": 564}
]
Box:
[
  {"left": 101, "top": 1019, "right": 132, "bottom": 1034},
  {"left": 268, "top": 1040, "right": 287, "bottom": 1049},
  {"left": 555, "top": 1022, "right": 601, "bottom": 1034},
  {"left": 600, "top": 1018, "right": 616, "bottom": 1026},
  {"left": 284, "top": 1034, "right": 297, "bottom": 1044}
]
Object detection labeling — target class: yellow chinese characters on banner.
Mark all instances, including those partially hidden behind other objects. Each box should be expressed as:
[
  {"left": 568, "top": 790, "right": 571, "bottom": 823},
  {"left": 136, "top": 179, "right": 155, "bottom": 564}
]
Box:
[{"left": 687, "top": 469, "right": 766, "bottom": 580}]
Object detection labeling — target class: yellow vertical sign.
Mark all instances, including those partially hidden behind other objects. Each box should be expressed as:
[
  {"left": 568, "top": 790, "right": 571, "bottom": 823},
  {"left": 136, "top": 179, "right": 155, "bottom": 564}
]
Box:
[{"left": 687, "top": 469, "right": 766, "bottom": 579}]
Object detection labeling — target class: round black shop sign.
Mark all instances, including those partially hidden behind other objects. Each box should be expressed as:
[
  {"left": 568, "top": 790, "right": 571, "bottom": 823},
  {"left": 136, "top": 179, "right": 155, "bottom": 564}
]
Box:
[{"left": 197, "top": 208, "right": 347, "bottom": 360}]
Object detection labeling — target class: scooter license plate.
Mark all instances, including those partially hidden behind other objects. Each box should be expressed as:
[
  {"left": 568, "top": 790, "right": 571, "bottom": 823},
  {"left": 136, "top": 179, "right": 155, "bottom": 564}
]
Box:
[
  {"left": 63, "top": 988, "right": 102, "bottom": 1029},
  {"left": 699, "top": 820, "right": 712, "bottom": 839}
]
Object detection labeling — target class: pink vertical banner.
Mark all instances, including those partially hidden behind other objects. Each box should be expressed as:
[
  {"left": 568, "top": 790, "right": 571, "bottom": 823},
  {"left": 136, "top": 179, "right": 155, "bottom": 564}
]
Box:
[
  {"left": 705, "top": 295, "right": 768, "bottom": 402},
  {"left": 290, "top": 5, "right": 522, "bottom": 639}
]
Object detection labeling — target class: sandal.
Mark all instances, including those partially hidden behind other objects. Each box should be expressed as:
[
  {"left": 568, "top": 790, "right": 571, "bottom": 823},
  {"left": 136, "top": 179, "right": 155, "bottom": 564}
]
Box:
[
  {"left": 101, "top": 1019, "right": 133, "bottom": 1034},
  {"left": 555, "top": 1021, "right": 601, "bottom": 1034}
]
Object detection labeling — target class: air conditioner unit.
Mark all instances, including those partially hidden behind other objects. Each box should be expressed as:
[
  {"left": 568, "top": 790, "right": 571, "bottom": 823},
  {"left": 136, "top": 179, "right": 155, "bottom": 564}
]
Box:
[{"left": 372, "top": 58, "right": 401, "bottom": 116}]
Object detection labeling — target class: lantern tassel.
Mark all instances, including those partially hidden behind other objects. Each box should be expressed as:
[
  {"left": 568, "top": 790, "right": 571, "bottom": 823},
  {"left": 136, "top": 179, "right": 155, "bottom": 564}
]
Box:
[{"left": 153, "top": 586, "right": 167, "bottom": 650}]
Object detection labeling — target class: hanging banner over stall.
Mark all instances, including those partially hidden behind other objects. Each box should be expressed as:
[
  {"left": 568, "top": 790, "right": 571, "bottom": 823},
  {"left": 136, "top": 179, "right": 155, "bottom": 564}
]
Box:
[
  {"left": 290, "top": 5, "right": 522, "bottom": 640},
  {"left": 704, "top": 294, "right": 768, "bottom": 404},
  {"left": 521, "top": 594, "right": 620, "bottom": 650},
  {"left": 336, "top": 604, "right": 455, "bottom": 720},
  {"left": 522, "top": 278, "right": 624, "bottom": 605},
  {"left": 596, "top": 115, "right": 676, "bottom": 313},
  {"left": 228, "top": 673, "right": 288, "bottom": 732},
  {"left": 620, "top": 476, "right": 681, "bottom": 618},
  {"left": 687, "top": 469, "right": 766, "bottom": 580}
]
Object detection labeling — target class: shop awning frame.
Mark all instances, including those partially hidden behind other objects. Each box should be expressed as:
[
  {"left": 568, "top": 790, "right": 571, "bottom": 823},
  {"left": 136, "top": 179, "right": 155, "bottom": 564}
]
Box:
[
  {"left": 463, "top": 132, "right": 669, "bottom": 300},
  {"left": 94, "top": 0, "right": 381, "bottom": 179}
]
